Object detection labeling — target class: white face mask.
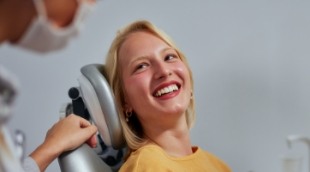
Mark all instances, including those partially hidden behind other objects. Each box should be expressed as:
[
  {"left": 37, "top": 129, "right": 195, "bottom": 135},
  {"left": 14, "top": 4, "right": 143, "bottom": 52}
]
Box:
[{"left": 17, "top": 0, "right": 94, "bottom": 53}]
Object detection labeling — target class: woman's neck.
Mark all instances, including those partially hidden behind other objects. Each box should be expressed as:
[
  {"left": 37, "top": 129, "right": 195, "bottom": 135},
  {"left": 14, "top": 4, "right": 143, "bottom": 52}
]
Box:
[{"left": 143, "top": 116, "right": 193, "bottom": 157}]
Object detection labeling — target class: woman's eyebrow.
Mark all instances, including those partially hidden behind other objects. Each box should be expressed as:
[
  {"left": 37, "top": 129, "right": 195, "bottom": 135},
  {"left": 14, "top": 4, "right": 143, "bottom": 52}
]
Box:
[
  {"left": 127, "top": 47, "right": 175, "bottom": 67},
  {"left": 161, "top": 47, "right": 176, "bottom": 53},
  {"left": 128, "top": 55, "right": 149, "bottom": 67}
]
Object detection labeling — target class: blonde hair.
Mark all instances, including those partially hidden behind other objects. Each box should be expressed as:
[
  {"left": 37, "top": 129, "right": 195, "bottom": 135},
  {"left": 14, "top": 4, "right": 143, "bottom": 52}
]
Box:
[{"left": 105, "top": 20, "right": 195, "bottom": 153}]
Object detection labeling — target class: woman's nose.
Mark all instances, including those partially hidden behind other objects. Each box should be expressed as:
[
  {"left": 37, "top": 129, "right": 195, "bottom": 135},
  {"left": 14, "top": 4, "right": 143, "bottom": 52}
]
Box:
[{"left": 153, "top": 61, "right": 172, "bottom": 79}]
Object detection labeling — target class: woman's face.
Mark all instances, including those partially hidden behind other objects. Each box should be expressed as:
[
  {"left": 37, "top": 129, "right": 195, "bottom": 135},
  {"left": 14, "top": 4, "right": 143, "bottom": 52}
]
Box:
[{"left": 119, "top": 31, "right": 192, "bottom": 126}]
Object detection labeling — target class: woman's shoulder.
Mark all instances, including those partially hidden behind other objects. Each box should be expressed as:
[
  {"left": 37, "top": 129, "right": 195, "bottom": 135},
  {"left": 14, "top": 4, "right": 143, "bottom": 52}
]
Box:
[
  {"left": 196, "top": 147, "right": 231, "bottom": 172},
  {"left": 119, "top": 145, "right": 168, "bottom": 172},
  {"left": 128, "top": 144, "right": 167, "bottom": 162}
]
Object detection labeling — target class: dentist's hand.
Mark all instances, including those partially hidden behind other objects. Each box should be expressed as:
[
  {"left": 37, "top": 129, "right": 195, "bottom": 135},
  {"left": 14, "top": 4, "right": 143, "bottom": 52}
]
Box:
[
  {"left": 44, "top": 114, "right": 97, "bottom": 151},
  {"left": 29, "top": 114, "right": 97, "bottom": 172}
]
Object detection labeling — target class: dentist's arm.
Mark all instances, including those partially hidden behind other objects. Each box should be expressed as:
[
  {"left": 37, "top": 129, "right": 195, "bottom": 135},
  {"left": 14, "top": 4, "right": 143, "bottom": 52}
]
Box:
[{"left": 29, "top": 114, "right": 97, "bottom": 172}]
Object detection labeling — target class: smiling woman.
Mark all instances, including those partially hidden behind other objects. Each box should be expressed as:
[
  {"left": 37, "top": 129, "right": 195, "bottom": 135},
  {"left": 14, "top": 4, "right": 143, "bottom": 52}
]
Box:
[{"left": 104, "top": 20, "right": 231, "bottom": 171}]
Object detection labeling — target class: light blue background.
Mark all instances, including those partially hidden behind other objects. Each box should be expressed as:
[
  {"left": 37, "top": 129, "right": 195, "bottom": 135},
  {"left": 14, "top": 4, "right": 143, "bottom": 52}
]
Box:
[{"left": 1, "top": 0, "right": 310, "bottom": 171}]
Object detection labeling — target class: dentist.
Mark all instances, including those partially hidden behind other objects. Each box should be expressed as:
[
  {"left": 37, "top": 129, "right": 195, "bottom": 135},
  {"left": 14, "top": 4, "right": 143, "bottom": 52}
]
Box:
[{"left": 0, "top": 0, "right": 98, "bottom": 171}]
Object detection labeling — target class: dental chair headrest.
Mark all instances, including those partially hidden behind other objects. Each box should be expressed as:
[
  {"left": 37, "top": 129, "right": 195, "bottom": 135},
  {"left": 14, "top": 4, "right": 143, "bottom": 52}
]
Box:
[{"left": 77, "top": 64, "right": 125, "bottom": 149}]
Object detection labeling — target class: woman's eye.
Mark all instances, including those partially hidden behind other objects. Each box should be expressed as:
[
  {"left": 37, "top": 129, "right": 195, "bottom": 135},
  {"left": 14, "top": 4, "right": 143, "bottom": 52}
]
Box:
[
  {"left": 165, "top": 54, "right": 178, "bottom": 61},
  {"left": 135, "top": 63, "right": 148, "bottom": 71}
]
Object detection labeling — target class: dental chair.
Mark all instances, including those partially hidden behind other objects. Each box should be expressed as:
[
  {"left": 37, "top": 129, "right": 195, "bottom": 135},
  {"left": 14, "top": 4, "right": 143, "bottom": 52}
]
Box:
[{"left": 58, "top": 64, "right": 126, "bottom": 172}]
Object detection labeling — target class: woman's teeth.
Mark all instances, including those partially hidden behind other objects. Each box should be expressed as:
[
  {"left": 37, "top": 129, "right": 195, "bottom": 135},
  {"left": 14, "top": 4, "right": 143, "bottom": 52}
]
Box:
[{"left": 155, "top": 84, "right": 179, "bottom": 97}]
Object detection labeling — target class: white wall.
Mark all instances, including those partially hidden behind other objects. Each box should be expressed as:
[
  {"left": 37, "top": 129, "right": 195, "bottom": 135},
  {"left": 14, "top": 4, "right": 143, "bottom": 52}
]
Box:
[{"left": 1, "top": 0, "right": 310, "bottom": 172}]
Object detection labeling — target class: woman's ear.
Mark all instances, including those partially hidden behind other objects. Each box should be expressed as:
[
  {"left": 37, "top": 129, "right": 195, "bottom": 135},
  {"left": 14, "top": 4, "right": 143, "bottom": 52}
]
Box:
[
  {"left": 123, "top": 103, "right": 133, "bottom": 122},
  {"left": 124, "top": 103, "right": 132, "bottom": 112},
  {"left": 123, "top": 93, "right": 132, "bottom": 109}
]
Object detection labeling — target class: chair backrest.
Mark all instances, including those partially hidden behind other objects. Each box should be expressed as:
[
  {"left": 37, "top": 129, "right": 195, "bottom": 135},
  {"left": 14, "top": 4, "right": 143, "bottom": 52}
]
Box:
[
  {"left": 78, "top": 64, "right": 125, "bottom": 149},
  {"left": 58, "top": 64, "right": 126, "bottom": 172}
]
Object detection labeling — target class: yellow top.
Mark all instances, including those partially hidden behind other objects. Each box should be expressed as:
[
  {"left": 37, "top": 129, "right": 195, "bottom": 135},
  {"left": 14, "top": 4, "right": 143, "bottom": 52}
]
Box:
[{"left": 119, "top": 145, "right": 231, "bottom": 172}]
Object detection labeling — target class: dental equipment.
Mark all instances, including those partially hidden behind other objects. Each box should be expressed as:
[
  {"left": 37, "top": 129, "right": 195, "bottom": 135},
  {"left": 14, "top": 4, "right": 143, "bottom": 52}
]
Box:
[
  {"left": 287, "top": 135, "right": 310, "bottom": 172},
  {"left": 0, "top": 65, "right": 25, "bottom": 172},
  {"left": 0, "top": 65, "right": 19, "bottom": 125},
  {"left": 58, "top": 64, "right": 125, "bottom": 172}
]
